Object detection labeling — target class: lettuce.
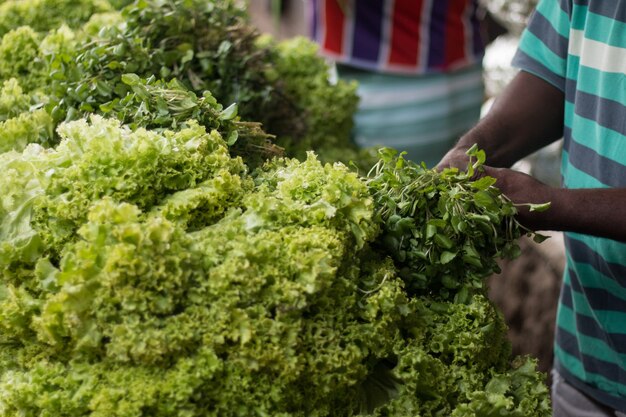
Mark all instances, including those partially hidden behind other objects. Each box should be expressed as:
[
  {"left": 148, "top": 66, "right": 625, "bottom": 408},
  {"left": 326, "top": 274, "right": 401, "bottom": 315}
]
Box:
[
  {"left": 0, "top": 0, "right": 112, "bottom": 37},
  {"left": 0, "top": 119, "right": 551, "bottom": 415},
  {"left": 0, "top": 27, "right": 45, "bottom": 92},
  {"left": 30, "top": 116, "right": 244, "bottom": 257}
]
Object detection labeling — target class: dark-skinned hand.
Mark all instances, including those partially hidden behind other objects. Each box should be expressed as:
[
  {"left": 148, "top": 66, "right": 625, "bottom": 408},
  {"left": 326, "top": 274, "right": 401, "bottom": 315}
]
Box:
[{"left": 479, "top": 166, "right": 554, "bottom": 232}]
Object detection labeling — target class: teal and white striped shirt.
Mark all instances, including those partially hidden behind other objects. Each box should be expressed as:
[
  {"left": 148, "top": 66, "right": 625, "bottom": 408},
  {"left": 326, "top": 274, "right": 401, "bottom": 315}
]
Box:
[{"left": 513, "top": 0, "right": 626, "bottom": 411}]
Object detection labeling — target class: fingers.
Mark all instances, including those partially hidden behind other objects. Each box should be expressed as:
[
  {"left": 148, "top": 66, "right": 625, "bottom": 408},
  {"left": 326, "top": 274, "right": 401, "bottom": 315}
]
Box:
[{"left": 436, "top": 149, "right": 471, "bottom": 172}]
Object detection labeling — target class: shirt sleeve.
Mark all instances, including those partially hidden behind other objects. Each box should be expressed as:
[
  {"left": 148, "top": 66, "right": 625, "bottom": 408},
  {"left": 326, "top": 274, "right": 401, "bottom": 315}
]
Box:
[{"left": 512, "top": 0, "right": 572, "bottom": 92}]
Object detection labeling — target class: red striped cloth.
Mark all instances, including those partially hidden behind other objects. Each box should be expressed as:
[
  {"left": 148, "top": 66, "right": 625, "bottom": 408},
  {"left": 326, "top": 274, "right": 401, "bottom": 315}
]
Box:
[{"left": 310, "top": 0, "right": 485, "bottom": 74}]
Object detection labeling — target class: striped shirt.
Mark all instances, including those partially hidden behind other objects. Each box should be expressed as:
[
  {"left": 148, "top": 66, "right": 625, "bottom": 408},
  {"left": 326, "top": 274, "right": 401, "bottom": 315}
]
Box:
[
  {"left": 309, "top": 0, "right": 485, "bottom": 74},
  {"left": 513, "top": 0, "right": 626, "bottom": 412}
]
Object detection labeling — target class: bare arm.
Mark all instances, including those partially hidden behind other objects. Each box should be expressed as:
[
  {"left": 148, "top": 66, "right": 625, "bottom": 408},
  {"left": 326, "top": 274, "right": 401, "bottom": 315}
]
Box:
[
  {"left": 438, "top": 70, "right": 565, "bottom": 169},
  {"left": 437, "top": 71, "right": 626, "bottom": 242},
  {"left": 478, "top": 167, "right": 626, "bottom": 242}
]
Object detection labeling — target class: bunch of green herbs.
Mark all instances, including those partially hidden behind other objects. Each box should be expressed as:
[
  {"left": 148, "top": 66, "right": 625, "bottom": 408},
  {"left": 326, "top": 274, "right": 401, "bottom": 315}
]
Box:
[{"left": 366, "top": 146, "right": 549, "bottom": 299}]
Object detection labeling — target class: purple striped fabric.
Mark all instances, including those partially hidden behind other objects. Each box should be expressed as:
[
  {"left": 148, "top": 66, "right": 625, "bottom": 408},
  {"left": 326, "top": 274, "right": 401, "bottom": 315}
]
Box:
[
  {"left": 351, "top": 0, "right": 385, "bottom": 62},
  {"left": 470, "top": 2, "right": 483, "bottom": 56},
  {"left": 310, "top": 0, "right": 319, "bottom": 40},
  {"left": 309, "top": 0, "right": 486, "bottom": 75},
  {"left": 427, "top": 0, "right": 448, "bottom": 68}
]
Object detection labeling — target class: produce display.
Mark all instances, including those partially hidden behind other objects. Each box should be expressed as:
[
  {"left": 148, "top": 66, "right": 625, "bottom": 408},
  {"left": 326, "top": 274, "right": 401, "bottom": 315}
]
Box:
[
  {"left": 0, "top": 0, "right": 361, "bottom": 166},
  {"left": 0, "top": 0, "right": 551, "bottom": 416}
]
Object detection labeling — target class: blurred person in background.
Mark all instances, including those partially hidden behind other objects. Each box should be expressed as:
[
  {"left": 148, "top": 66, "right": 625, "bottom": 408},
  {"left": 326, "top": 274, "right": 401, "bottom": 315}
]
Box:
[
  {"left": 308, "top": 0, "right": 495, "bottom": 167},
  {"left": 438, "top": 1, "right": 626, "bottom": 416}
]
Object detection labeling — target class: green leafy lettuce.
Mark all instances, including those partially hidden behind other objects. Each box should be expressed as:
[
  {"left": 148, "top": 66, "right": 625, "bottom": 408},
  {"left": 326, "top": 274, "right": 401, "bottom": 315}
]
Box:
[{"left": 0, "top": 117, "right": 551, "bottom": 416}]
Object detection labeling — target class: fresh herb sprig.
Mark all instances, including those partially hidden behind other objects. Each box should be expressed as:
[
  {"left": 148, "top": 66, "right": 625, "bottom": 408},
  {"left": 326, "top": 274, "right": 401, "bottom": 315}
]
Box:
[{"left": 95, "top": 74, "right": 280, "bottom": 166}]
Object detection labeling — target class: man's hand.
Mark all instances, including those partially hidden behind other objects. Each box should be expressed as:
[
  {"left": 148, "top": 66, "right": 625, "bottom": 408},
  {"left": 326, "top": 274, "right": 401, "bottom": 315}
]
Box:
[
  {"left": 480, "top": 166, "right": 554, "bottom": 232},
  {"left": 479, "top": 166, "right": 626, "bottom": 242},
  {"left": 436, "top": 145, "right": 472, "bottom": 171}
]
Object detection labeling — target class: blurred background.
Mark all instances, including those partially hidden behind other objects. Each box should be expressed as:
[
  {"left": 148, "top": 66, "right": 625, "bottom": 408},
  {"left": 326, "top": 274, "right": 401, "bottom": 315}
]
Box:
[{"left": 247, "top": 0, "right": 564, "bottom": 379}]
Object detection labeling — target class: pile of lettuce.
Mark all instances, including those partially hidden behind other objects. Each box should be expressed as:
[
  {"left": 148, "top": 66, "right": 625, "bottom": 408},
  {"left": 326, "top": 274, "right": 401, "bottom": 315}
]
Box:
[
  {"left": 0, "top": 0, "right": 551, "bottom": 415},
  {"left": 0, "top": 0, "right": 361, "bottom": 166},
  {"left": 0, "top": 114, "right": 551, "bottom": 416}
]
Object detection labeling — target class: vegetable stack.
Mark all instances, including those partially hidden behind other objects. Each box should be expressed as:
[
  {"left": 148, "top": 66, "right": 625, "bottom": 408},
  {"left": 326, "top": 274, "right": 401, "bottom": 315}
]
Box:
[
  {"left": 0, "top": 0, "right": 551, "bottom": 416},
  {"left": 0, "top": 0, "right": 361, "bottom": 166},
  {"left": 0, "top": 116, "right": 550, "bottom": 416}
]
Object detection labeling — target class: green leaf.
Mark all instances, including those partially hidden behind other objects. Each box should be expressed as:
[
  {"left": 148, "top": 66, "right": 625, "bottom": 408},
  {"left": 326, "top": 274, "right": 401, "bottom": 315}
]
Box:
[
  {"left": 465, "top": 143, "right": 478, "bottom": 155},
  {"left": 451, "top": 215, "right": 466, "bottom": 233},
  {"left": 434, "top": 233, "right": 454, "bottom": 250},
  {"left": 462, "top": 254, "right": 482, "bottom": 268},
  {"left": 226, "top": 130, "right": 238, "bottom": 146},
  {"left": 440, "top": 251, "right": 457, "bottom": 264},
  {"left": 467, "top": 145, "right": 486, "bottom": 164},
  {"left": 121, "top": 73, "right": 141, "bottom": 86},
  {"left": 528, "top": 202, "right": 551, "bottom": 212},
  {"left": 453, "top": 286, "right": 470, "bottom": 304},
  {"left": 533, "top": 233, "right": 551, "bottom": 243},
  {"left": 99, "top": 100, "right": 116, "bottom": 113},
  {"left": 473, "top": 190, "right": 496, "bottom": 210},
  {"left": 471, "top": 176, "right": 496, "bottom": 190},
  {"left": 427, "top": 219, "right": 447, "bottom": 229},
  {"left": 220, "top": 103, "right": 238, "bottom": 120},
  {"left": 441, "top": 275, "right": 458, "bottom": 289},
  {"left": 474, "top": 149, "right": 486, "bottom": 165}
]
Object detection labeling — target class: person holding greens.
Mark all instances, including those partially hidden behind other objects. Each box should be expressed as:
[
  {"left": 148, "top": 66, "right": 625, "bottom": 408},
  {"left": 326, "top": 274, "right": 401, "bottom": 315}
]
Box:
[{"left": 438, "top": 2, "right": 626, "bottom": 416}]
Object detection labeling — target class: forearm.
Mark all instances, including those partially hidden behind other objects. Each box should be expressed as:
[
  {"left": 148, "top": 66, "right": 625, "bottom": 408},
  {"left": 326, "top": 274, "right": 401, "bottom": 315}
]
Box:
[
  {"left": 540, "top": 187, "right": 626, "bottom": 242},
  {"left": 482, "top": 166, "right": 626, "bottom": 242},
  {"left": 440, "top": 71, "right": 566, "bottom": 168}
]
